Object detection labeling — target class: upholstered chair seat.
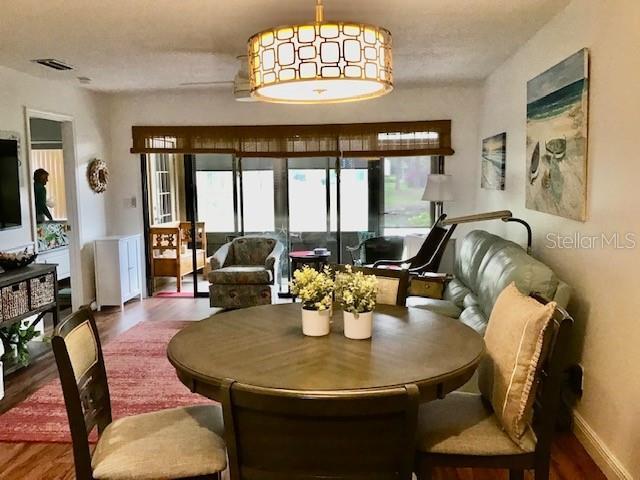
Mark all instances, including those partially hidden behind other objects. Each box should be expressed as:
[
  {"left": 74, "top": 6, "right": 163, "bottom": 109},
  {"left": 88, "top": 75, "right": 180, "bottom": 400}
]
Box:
[
  {"left": 53, "top": 309, "right": 226, "bottom": 480},
  {"left": 414, "top": 286, "right": 574, "bottom": 480},
  {"left": 91, "top": 405, "right": 226, "bottom": 480},
  {"left": 208, "top": 265, "right": 273, "bottom": 284},
  {"left": 416, "top": 392, "right": 536, "bottom": 457}
]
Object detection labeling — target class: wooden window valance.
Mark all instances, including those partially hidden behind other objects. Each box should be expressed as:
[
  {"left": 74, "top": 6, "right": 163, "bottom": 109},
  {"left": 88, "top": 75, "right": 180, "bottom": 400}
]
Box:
[{"left": 130, "top": 120, "right": 454, "bottom": 157}]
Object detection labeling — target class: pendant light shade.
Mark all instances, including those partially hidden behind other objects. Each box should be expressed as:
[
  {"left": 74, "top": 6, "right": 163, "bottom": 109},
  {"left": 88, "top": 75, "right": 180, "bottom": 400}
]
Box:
[{"left": 248, "top": 0, "right": 393, "bottom": 104}]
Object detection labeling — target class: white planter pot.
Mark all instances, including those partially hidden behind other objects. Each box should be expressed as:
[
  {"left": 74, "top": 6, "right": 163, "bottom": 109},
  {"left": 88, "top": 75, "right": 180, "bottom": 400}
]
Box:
[
  {"left": 301, "top": 308, "right": 331, "bottom": 337},
  {"left": 343, "top": 310, "right": 373, "bottom": 340}
]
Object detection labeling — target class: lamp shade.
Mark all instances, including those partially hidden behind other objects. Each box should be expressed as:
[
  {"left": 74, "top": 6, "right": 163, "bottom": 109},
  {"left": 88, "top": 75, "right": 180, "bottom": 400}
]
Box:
[
  {"left": 422, "top": 174, "right": 454, "bottom": 202},
  {"left": 247, "top": 1, "right": 393, "bottom": 104}
]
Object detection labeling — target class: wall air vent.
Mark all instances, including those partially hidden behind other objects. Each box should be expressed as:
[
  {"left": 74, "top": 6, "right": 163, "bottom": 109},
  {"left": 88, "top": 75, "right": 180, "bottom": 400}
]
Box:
[{"left": 31, "top": 58, "right": 74, "bottom": 71}]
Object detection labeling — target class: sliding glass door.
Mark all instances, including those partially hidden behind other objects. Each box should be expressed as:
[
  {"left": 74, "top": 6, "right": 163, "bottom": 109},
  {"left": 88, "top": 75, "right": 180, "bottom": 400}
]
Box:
[{"left": 142, "top": 152, "right": 434, "bottom": 298}]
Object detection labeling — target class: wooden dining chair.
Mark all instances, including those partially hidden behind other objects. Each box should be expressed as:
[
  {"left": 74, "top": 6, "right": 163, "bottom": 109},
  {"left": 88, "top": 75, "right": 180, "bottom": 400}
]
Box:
[
  {"left": 332, "top": 264, "right": 411, "bottom": 306},
  {"left": 414, "top": 296, "right": 574, "bottom": 480},
  {"left": 221, "top": 381, "right": 420, "bottom": 480},
  {"left": 52, "top": 307, "right": 226, "bottom": 480}
]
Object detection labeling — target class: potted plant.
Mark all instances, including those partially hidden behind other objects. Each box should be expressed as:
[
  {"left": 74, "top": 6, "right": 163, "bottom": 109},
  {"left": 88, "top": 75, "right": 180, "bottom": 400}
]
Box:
[
  {"left": 290, "top": 265, "right": 334, "bottom": 336},
  {"left": 0, "top": 322, "right": 41, "bottom": 367},
  {"left": 335, "top": 266, "right": 378, "bottom": 340}
]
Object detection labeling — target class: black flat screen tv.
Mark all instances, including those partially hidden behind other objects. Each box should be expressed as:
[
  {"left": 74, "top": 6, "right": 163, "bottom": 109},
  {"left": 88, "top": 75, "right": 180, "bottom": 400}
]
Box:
[{"left": 0, "top": 138, "right": 22, "bottom": 230}]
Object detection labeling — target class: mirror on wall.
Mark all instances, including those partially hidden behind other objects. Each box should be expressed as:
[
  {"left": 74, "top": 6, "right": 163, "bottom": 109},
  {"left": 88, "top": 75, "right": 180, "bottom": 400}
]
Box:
[{"left": 0, "top": 137, "right": 22, "bottom": 230}]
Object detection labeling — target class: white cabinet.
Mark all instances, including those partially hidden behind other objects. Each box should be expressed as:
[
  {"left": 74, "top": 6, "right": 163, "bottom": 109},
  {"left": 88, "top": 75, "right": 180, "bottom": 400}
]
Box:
[{"left": 94, "top": 235, "right": 142, "bottom": 310}]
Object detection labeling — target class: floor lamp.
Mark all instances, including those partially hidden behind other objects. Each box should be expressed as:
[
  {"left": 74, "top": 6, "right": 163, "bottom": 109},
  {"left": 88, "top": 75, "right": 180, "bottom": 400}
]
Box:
[
  {"left": 422, "top": 174, "right": 453, "bottom": 225},
  {"left": 441, "top": 210, "right": 533, "bottom": 254}
]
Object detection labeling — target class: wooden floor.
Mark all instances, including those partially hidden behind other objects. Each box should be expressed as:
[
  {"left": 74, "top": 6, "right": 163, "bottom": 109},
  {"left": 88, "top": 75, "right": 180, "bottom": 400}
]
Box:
[{"left": 0, "top": 297, "right": 605, "bottom": 480}]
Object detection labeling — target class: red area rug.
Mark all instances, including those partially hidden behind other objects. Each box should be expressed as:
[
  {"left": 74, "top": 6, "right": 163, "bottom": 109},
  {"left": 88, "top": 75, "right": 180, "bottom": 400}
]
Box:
[{"left": 0, "top": 321, "right": 210, "bottom": 443}]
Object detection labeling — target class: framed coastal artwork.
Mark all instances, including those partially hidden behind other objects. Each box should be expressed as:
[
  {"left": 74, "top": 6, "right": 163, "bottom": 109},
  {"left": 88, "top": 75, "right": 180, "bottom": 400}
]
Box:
[
  {"left": 526, "top": 48, "right": 589, "bottom": 221},
  {"left": 481, "top": 132, "right": 506, "bottom": 190}
]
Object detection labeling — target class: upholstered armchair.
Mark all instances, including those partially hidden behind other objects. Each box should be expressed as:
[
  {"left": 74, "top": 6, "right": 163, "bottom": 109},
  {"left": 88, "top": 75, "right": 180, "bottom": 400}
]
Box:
[{"left": 208, "top": 236, "right": 283, "bottom": 309}]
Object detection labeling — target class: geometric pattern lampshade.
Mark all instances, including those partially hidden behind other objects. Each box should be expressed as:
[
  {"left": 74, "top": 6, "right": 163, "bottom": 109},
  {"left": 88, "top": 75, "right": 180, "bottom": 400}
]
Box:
[{"left": 248, "top": 0, "right": 393, "bottom": 104}]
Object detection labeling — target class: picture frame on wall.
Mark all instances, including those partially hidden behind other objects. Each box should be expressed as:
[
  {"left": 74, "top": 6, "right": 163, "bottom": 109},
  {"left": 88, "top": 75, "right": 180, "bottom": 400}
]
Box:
[
  {"left": 526, "top": 48, "right": 589, "bottom": 221},
  {"left": 481, "top": 132, "right": 506, "bottom": 191}
]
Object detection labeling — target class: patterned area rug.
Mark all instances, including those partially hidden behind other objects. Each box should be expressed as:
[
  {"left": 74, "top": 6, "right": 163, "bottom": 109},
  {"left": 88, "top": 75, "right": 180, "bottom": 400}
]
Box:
[{"left": 0, "top": 321, "right": 210, "bottom": 443}]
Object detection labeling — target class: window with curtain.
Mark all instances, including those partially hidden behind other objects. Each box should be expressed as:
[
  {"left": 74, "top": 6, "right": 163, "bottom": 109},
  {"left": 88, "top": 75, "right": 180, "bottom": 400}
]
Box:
[{"left": 30, "top": 149, "right": 67, "bottom": 219}]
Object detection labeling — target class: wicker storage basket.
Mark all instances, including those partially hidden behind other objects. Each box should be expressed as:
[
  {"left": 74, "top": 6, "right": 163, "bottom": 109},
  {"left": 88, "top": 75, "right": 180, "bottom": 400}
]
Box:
[
  {"left": 1, "top": 281, "right": 30, "bottom": 320},
  {"left": 30, "top": 274, "right": 55, "bottom": 309}
]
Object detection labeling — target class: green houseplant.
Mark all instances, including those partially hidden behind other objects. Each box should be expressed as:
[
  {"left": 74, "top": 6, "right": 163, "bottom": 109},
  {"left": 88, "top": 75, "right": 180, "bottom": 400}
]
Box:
[
  {"left": 290, "top": 265, "right": 334, "bottom": 336},
  {"left": 0, "top": 322, "right": 41, "bottom": 367}
]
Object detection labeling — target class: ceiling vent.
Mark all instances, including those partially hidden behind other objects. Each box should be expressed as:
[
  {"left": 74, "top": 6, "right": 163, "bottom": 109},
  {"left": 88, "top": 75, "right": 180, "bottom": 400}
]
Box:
[{"left": 32, "top": 58, "right": 73, "bottom": 71}]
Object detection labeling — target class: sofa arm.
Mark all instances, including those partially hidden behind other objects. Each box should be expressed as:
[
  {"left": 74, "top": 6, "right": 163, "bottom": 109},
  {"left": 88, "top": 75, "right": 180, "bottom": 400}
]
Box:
[
  {"left": 265, "top": 241, "right": 284, "bottom": 271},
  {"left": 211, "top": 242, "right": 232, "bottom": 270}
]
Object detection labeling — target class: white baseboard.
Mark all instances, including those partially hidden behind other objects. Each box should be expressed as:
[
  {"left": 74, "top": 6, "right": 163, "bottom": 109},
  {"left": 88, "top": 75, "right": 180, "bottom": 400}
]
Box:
[{"left": 572, "top": 411, "right": 633, "bottom": 480}]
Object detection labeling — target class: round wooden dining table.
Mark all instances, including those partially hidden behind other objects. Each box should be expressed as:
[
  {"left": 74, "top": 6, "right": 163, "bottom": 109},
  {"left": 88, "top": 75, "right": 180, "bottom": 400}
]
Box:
[{"left": 168, "top": 303, "right": 484, "bottom": 403}]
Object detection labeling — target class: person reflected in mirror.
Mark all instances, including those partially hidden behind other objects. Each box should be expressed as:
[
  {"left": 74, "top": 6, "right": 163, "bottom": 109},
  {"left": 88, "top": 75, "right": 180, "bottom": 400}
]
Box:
[{"left": 33, "top": 168, "right": 54, "bottom": 223}]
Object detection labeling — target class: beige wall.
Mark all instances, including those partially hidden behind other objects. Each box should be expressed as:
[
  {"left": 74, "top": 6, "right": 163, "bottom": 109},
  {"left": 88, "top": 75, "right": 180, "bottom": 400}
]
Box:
[
  {"left": 475, "top": 1, "right": 640, "bottom": 478},
  {"left": 0, "top": 66, "right": 111, "bottom": 304}
]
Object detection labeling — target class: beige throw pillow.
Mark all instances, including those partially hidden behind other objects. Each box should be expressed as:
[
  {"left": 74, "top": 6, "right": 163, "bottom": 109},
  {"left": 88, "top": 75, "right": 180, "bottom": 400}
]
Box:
[{"left": 478, "top": 282, "right": 556, "bottom": 449}]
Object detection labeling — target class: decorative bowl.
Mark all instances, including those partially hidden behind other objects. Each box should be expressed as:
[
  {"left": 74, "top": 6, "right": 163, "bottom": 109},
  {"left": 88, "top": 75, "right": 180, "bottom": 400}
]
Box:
[{"left": 0, "top": 250, "right": 38, "bottom": 271}]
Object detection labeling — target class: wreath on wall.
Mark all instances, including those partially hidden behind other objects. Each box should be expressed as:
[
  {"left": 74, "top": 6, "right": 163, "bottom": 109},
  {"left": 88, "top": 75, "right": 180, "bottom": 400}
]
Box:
[{"left": 87, "top": 159, "right": 109, "bottom": 193}]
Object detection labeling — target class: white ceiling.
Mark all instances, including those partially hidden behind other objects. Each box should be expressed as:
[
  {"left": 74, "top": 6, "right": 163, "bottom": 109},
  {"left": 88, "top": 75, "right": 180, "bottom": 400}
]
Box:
[{"left": 0, "top": 0, "right": 570, "bottom": 92}]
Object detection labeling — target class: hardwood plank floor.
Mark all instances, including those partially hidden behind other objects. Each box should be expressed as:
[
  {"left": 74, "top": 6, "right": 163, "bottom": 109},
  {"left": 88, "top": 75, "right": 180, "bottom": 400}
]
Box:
[{"left": 0, "top": 298, "right": 605, "bottom": 480}]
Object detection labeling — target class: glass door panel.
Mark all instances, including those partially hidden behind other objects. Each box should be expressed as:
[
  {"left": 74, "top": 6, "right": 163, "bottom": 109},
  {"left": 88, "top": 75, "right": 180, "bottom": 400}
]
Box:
[
  {"left": 145, "top": 152, "right": 202, "bottom": 295},
  {"left": 287, "top": 157, "right": 337, "bottom": 265},
  {"left": 194, "top": 154, "right": 238, "bottom": 296},
  {"left": 334, "top": 158, "right": 381, "bottom": 262},
  {"left": 382, "top": 156, "right": 432, "bottom": 235},
  {"left": 242, "top": 168, "right": 276, "bottom": 232},
  {"left": 240, "top": 157, "right": 288, "bottom": 288}
]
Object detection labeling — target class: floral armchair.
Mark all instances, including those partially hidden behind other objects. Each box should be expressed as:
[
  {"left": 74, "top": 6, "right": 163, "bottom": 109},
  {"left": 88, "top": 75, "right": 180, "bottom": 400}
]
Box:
[{"left": 208, "top": 236, "right": 283, "bottom": 309}]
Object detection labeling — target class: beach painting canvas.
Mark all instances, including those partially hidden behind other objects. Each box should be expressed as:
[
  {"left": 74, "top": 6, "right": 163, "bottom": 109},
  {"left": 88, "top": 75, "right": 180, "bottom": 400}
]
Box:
[
  {"left": 481, "top": 132, "right": 506, "bottom": 190},
  {"left": 526, "top": 49, "right": 589, "bottom": 221}
]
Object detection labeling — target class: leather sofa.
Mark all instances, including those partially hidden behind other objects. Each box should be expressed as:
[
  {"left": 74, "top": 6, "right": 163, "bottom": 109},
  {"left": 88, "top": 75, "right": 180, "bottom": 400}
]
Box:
[
  {"left": 209, "top": 236, "right": 283, "bottom": 309},
  {"left": 407, "top": 230, "right": 571, "bottom": 334}
]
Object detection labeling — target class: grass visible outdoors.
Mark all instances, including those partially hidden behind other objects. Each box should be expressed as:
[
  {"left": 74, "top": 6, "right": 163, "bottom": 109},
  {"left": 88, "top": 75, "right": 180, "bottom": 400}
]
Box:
[{"left": 384, "top": 177, "right": 431, "bottom": 227}]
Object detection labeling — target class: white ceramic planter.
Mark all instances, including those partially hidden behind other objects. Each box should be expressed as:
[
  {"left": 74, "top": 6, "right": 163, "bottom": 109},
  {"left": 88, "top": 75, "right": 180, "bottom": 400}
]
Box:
[
  {"left": 343, "top": 310, "right": 373, "bottom": 340},
  {"left": 301, "top": 308, "right": 331, "bottom": 336}
]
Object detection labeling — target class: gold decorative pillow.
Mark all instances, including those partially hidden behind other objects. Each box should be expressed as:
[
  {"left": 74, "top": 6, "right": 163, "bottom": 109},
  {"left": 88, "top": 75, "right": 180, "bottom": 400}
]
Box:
[{"left": 478, "top": 282, "right": 556, "bottom": 449}]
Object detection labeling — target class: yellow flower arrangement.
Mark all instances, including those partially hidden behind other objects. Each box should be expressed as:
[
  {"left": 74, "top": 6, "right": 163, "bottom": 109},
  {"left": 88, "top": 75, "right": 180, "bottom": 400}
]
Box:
[
  {"left": 335, "top": 265, "right": 378, "bottom": 314},
  {"left": 290, "top": 265, "right": 334, "bottom": 311}
]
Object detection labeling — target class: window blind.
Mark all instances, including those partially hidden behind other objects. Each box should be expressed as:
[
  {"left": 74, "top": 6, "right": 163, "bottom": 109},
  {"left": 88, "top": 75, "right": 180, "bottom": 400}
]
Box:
[{"left": 131, "top": 120, "right": 453, "bottom": 157}]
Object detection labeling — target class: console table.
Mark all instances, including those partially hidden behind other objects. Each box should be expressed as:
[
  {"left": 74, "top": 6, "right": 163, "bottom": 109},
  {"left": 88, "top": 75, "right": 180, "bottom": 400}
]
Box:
[{"left": 0, "top": 264, "right": 59, "bottom": 376}]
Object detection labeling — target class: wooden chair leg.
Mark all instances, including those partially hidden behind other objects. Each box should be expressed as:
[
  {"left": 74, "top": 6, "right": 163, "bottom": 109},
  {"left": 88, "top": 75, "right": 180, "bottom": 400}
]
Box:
[
  {"left": 176, "top": 274, "right": 182, "bottom": 292},
  {"left": 534, "top": 459, "right": 551, "bottom": 480},
  {"left": 509, "top": 469, "right": 524, "bottom": 480},
  {"left": 415, "top": 455, "right": 433, "bottom": 480}
]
